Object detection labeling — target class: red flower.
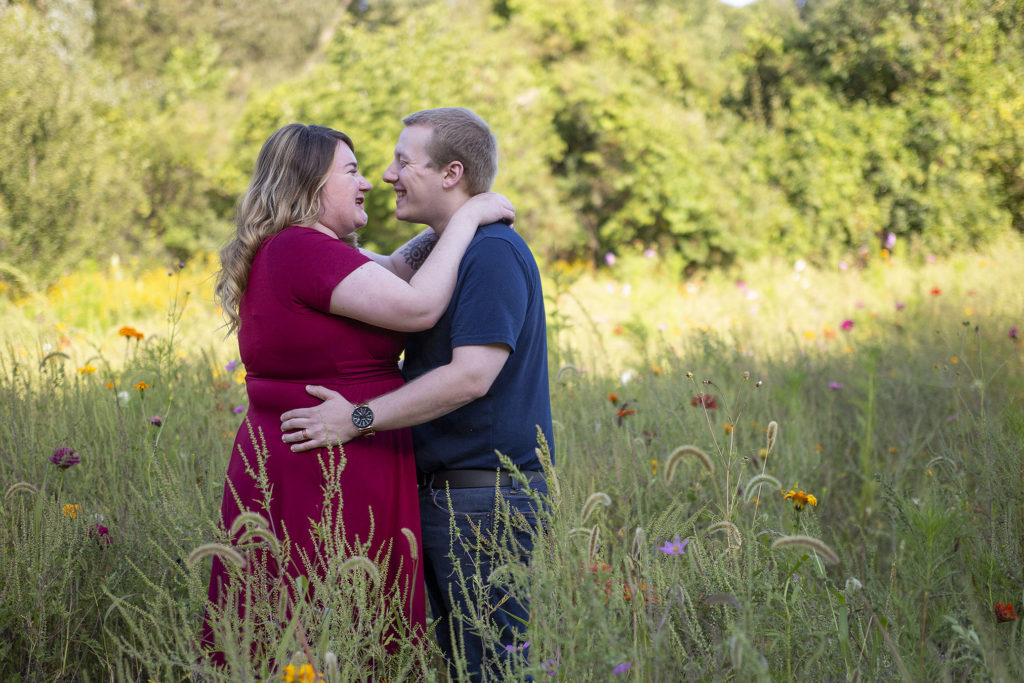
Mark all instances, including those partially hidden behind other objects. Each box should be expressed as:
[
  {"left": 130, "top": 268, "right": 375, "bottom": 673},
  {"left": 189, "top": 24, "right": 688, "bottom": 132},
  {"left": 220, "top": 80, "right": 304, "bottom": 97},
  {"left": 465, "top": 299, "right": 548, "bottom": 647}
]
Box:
[
  {"left": 994, "top": 602, "right": 1018, "bottom": 622},
  {"left": 607, "top": 392, "right": 619, "bottom": 405},
  {"left": 616, "top": 405, "right": 636, "bottom": 426},
  {"left": 930, "top": 287, "right": 941, "bottom": 296},
  {"left": 690, "top": 393, "right": 718, "bottom": 409}
]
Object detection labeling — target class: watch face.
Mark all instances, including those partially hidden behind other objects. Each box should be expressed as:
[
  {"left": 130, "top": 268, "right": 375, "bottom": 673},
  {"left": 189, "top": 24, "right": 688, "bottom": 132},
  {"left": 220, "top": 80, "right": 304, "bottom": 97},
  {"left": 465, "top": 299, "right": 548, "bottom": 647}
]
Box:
[{"left": 352, "top": 404, "right": 374, "bottom": 430}]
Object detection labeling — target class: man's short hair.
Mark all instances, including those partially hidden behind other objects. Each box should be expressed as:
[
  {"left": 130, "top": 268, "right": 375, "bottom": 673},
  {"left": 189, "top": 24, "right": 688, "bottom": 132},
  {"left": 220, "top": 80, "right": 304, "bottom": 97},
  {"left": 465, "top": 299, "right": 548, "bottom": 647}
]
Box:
[{"left": 402, "top": 107, "right": 498, "bottom": 196}]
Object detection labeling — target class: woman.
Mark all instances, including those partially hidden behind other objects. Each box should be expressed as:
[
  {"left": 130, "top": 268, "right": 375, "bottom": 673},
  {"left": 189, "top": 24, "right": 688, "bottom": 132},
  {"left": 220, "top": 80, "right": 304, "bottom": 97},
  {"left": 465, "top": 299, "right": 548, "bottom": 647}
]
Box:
[{"left": 202, "top": 123, "right": 513, "bottom": 664}]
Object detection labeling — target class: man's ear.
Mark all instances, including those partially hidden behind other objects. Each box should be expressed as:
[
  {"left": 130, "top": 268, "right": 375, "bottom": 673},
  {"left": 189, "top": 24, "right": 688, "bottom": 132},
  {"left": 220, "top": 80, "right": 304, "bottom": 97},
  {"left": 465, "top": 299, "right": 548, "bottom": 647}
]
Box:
[{"left": 440, "top": 161, "right": 464, "bottom": 190}]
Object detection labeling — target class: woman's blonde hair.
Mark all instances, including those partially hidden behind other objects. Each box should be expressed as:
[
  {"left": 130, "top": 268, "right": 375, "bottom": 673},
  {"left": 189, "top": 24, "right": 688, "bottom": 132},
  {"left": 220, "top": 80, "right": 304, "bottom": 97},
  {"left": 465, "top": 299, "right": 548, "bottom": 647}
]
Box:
[{"left": 215, "top": 124, "right": 355, "bottom": 334}]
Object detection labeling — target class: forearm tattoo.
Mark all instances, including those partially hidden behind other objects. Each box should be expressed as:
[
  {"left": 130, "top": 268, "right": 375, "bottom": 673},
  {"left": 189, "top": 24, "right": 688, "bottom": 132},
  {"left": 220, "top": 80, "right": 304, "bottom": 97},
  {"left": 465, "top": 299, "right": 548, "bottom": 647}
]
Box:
[{"left": 400, "top": 232, "right": 439, "bottom": 271}]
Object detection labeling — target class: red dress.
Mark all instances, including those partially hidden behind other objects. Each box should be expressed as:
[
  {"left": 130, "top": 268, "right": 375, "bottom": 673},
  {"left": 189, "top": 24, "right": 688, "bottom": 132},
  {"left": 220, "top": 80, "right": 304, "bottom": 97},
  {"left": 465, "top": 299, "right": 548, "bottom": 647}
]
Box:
[{"left": 204, "top": 226, "right": 424, "bottom": 657}]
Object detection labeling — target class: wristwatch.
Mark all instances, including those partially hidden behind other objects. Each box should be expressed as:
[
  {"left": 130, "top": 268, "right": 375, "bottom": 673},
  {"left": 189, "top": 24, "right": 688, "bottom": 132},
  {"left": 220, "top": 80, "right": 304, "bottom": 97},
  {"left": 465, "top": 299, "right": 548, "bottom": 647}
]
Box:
[{"left": 351, "top": 402, "right": 375, "bottom": 437}]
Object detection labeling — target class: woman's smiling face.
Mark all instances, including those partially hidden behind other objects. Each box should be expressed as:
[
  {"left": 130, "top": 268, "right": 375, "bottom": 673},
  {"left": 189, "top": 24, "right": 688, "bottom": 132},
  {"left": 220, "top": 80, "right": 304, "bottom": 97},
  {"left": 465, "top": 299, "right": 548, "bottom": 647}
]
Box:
[{"left": 316, "top": 142, "right": 372, "bottom": 238}]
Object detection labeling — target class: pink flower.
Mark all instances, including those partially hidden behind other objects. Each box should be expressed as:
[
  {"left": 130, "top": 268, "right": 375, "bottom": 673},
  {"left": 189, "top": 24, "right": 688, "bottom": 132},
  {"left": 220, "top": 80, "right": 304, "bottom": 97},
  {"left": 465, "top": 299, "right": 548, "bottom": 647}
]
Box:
[
  {"left": 1010, "top": 326, "right": 1019, "bottom": 341},
  {"left": 828, "top": 382, "right": 843, "bottom": 390},
  {"left": 840, "top": 319, "right": 854, "bottom": 331}
]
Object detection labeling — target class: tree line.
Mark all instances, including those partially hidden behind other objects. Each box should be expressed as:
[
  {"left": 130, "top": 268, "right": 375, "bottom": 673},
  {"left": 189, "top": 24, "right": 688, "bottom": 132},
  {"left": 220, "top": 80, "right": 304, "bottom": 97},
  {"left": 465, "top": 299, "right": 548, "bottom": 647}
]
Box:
[{"left": 2, "top": 0, "right": 1022, "bottom": 289}]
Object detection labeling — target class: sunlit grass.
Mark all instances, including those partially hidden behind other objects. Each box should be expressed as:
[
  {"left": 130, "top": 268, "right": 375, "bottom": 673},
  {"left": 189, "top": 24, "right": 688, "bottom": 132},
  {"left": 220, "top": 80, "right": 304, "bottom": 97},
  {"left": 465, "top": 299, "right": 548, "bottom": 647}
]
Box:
[{"left": 1, "top": 236, "right": 1022, "bottom": 679}]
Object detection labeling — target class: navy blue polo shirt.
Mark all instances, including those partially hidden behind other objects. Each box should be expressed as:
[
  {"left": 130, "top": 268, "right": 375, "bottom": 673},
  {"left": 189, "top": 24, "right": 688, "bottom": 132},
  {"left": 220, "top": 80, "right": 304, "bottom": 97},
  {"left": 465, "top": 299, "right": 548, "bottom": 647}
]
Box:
[{"left": 403, "top": 222, "right": 553, "bottom": 472}]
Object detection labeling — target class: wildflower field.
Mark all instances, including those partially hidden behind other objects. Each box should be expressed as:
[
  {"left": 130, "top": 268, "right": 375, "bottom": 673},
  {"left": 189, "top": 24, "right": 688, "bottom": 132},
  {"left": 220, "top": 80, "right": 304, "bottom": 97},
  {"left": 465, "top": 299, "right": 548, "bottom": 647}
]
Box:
[{"left": 1, "top": 238, "right": 1023, "bottom": 681}]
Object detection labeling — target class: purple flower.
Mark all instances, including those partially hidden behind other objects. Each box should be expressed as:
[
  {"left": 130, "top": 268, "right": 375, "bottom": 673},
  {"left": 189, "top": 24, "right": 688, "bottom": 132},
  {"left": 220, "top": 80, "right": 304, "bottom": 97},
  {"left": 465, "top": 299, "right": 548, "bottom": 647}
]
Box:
[
  {"left": 613, "top": 661, "right": 632, "bottom": 675},
  {"left": 542, "top": 658, "right": 558, "bottom": 676},
  {"left": 605, "top": 252, "right": 616, "bottom": 267},
  {"left": 50, "top": 447, "right": 80, "bottom": 469},
  {"left": 90, "top": 524, "right": 112, "bottom": 545},
  {"left": 1010, "top": 326, "right": 1019, "bottom": 341},
  {"left": 828, "top": 382, "right": 843, "bottom": 390},
  {"left": 504, "top": 641, "right": 530, "bottom": 653},
  {"left": 658, "top": 535, "right": 688, "bottom": 555},
  {"left": 840, "top": 319, "right": 854, "bottom": 331},
  {"left": 225, "top": 360, "right": 239, "bottom": 372},
  {"left": 884, "top": 232, "right": 896, "bottom": 250},
  {"left": 895, "top": 301, "right": 906, "bottom": 310},
  {"left": 644, "top": 248, "right": 656, "bottom": 258},
  {"left": 148, "top": 415, "right": 163, "bottom": 427},
  {"left": 233, "top": 405, "right": 245, "bottom": 414}
]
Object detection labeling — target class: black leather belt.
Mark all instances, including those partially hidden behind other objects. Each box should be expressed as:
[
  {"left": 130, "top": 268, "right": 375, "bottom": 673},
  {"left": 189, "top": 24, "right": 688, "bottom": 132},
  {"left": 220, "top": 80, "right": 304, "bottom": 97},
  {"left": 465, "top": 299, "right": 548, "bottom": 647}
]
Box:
[{"left": 417, "top": 468, "right": 545, "bottom": 489}]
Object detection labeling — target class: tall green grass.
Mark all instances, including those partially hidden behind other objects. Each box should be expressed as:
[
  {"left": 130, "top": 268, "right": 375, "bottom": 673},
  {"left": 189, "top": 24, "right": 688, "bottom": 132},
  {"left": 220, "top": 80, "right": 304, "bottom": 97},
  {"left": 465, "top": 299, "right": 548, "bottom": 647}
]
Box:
[{"left": 1, "top": 239, "right": 1022, "bottom": 680}]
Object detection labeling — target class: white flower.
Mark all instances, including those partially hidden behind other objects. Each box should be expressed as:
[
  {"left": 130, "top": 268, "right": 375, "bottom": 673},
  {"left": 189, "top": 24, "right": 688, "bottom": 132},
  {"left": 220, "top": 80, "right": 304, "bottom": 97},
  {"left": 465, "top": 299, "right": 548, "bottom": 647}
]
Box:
[{"left": 117, "top": 391, "right": 130, "bottom": 405}]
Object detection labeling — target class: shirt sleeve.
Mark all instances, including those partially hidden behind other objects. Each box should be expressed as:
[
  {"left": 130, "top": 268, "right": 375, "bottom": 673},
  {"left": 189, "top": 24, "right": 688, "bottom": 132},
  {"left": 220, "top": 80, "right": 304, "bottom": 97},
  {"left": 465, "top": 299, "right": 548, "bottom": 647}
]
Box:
[
  {"left": 264, "top": 228, "right": 371, "bottom": 313},
  {"left": 449, "top": 237, "right": 529, "bottom": 352}
]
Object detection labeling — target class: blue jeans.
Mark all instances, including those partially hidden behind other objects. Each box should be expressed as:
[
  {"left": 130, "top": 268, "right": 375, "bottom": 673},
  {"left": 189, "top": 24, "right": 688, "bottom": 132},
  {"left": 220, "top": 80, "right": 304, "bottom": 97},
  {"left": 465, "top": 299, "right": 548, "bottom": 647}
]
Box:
[{"left": 419, "top": 477, "right": 547, "bottom": 682}]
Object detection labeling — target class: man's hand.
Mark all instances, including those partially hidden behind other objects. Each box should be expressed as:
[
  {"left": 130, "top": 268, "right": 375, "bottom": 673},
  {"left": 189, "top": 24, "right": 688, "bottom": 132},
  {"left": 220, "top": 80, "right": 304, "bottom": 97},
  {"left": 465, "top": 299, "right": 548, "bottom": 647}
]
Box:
[{"left": 280, "top": 386, "right": 356, "bottom": 452}]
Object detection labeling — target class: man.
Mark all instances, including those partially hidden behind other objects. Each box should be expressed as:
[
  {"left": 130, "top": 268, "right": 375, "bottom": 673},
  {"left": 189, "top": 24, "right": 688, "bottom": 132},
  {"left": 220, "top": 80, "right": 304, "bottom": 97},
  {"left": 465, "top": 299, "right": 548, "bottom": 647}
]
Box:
[{"left": 280, "top": 107, "right": 553, "bottom": 680}]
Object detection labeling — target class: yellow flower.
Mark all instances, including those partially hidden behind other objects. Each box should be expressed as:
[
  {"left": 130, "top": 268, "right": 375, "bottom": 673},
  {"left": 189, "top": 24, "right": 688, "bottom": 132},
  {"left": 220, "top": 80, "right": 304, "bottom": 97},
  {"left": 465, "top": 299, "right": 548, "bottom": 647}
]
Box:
[
  {"left": 62, "top": 504, "right": 81, "bottom": 519},
  {"left": 782, "top": 489, "right": 818, "bottom": 511},
  {"left": 78, "top": 365, "right": 96, "bottom": 374},
  {"left": 650, "top": 459, "right": 658, "bottom": 476},
  {"left": 280, "top": 664, "right": 320, "bottom": 683},
  {"left": 950, "top": 356, "right": 959, "bottom": 364},
  {"left": 724, "top": 422, "right": 733, "bottom": 434}
]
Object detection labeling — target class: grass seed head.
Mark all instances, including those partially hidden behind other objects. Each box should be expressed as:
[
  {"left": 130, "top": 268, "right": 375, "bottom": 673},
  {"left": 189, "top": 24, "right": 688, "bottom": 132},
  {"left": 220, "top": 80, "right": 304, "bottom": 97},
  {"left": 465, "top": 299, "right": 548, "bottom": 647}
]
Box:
[
  {"left": 743, "top": 474, "right": 783, "bottom": 503},
  {"left": 340, "top": 556, "right": 380, "bottom": 584},
  {"left": 580, "top": 492, "right": 612, "bottom": 524},
  {"left": 236, "top": 527, "right": 282, "bottom": 557},
  {"left": 5, "top": 481, "right": 40, "bottom": 499},
  {"left": 664, "top": 445, "right": 714, "bottom": 484},
  {"left": 187, "top": 542, "right": 246, "bottom": 569},
  {"left": 229, "top": 511, "right": 272, "bottom": 536},
  {"left": 771, "top": 534, "right": 839, "bottom": 564},
  {"left": 706, "top": 521, "right": 742, "bottom": 547},
  {"left": 587, "top": 525, "right": 601, "bottom": 560},
  {"left": 401, "top": 527, "right": 419, "bottom": 562},
  {"left": 765, "top": 421, "right": 778, "bottom": 455}
]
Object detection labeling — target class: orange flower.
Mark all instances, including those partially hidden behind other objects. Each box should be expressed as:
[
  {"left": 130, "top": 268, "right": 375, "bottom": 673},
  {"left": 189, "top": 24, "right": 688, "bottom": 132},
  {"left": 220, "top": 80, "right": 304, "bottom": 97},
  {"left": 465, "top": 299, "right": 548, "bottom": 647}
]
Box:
[
  {"left": 607, "top": 392, "right": 619, "bottom": 404},
  {"left": 782, "top": 488, "right": 818, "bottom": 511},
  {"left": 134, "top": 381, "right": 151, "bottom": 395},
  {"left": 118, "top": 326, "right": 138, "bottom": 338},
  {"left": 994, "top": 602, "right": 1018, "bottom": 622}
]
